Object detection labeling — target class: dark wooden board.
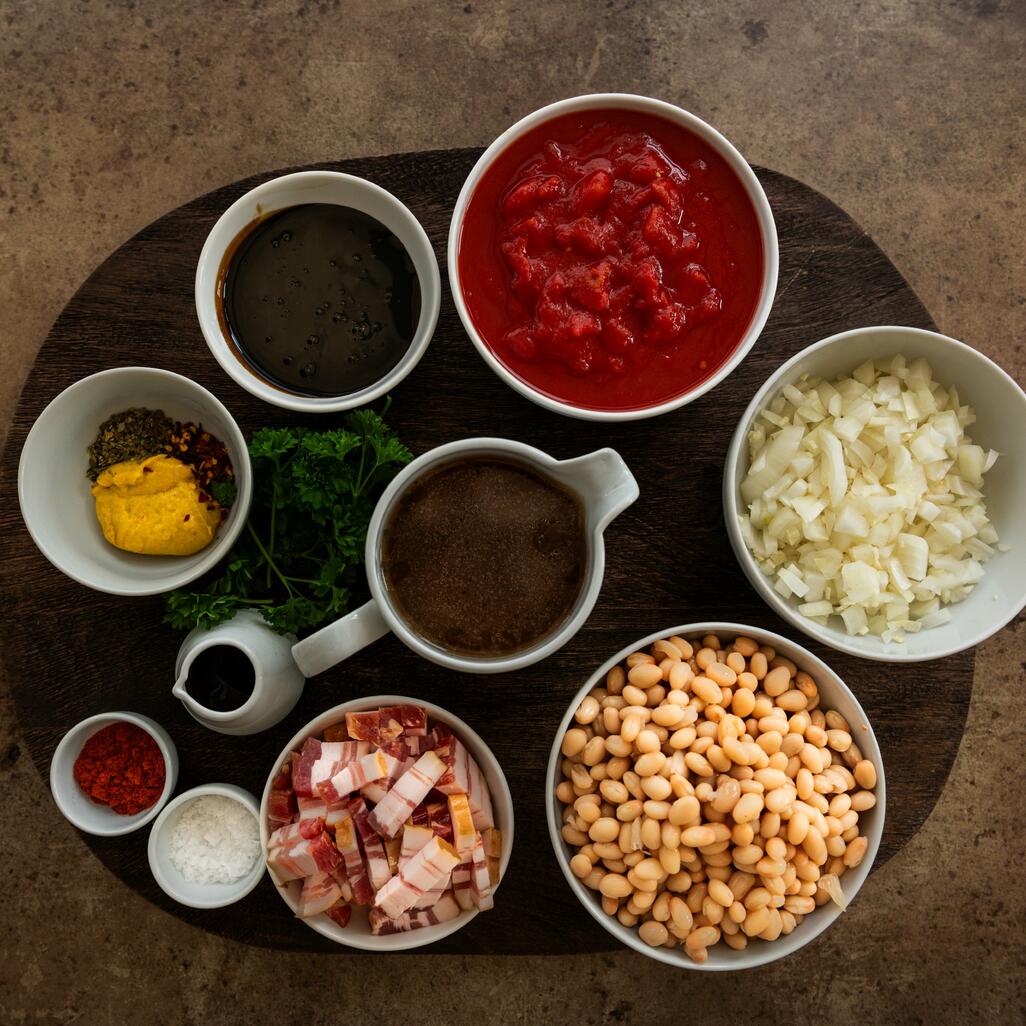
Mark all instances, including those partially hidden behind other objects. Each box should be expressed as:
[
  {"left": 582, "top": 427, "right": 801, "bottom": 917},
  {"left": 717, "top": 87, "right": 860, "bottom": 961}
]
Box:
[{"left": 0, "top": 148, "right": 969, "bottom": 954}]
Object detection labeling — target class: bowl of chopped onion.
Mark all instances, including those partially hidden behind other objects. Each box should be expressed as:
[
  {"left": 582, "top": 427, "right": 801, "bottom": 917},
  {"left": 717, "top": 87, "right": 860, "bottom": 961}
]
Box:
[{"left": 724, "top": 325, "right": 1026, "bottom": 662}]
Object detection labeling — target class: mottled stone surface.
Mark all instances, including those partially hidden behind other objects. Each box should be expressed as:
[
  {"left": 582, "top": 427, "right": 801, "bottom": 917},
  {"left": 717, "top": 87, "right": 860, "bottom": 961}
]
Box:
[{"left": 1, "top": 1, "right": 1024, "bottom": 1023}]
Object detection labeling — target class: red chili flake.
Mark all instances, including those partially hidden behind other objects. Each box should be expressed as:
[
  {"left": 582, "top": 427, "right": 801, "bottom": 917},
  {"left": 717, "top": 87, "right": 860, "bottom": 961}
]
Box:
[
  {"left": 183, "top": 514, "right": 190, "bottom": 522},
  {"left": 164, "top": 419, "right": 234, "bottom": 506},
  {"left": 72, "top": 722, "right": 165, "bottom": 816}
]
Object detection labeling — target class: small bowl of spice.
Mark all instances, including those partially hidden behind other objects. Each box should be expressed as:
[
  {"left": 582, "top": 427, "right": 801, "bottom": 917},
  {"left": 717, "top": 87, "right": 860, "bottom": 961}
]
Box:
[
  {"left": 49, "top": 711, "right": 178, "bottom": 836},
  {"left": 147, "top": 783, "right": 264, "bottom": 908},
  {"left": 19, "top": 366, "right": 252, "bottom": 595}
]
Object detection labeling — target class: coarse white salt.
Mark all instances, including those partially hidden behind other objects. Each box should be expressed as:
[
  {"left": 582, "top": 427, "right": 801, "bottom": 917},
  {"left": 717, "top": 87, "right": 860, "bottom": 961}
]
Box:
[{"left": 167, "top": 794, "right": 260, "bottom": 885}]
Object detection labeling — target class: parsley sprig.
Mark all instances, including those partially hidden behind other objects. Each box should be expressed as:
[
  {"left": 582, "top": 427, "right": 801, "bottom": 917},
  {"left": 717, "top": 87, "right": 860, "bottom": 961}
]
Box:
[{"left": 164, "top": 408, "right": 411, "bottom": 635}]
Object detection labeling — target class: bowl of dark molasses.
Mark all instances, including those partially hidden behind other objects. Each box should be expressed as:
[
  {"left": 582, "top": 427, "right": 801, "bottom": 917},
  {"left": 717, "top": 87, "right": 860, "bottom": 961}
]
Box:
[{"left": 196, "top": 170, "right": 441, "bottom": 412}]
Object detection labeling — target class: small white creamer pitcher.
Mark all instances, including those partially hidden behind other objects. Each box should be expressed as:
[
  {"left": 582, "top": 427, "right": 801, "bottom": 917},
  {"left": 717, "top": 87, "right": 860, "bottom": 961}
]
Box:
[
  {"left": 173, "top": 610, "right": 305, "bottom": 735},
  {"left": 291, "top": 437, "right": 639, "bottom": 678}
]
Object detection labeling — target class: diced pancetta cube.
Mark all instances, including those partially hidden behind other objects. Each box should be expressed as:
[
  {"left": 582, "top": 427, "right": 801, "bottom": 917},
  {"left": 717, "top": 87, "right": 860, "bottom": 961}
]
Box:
[
  {"left": 430, "top": 723, "right": 452, "bottom": 746},
  {"left": 267, "top": 817, "right": 322, "bottom": 854},
  {"left": 376, "top": 704, "right": 428, "bottom": 740},
  {"left": 374, "top": 875, "right": 420, "bottom": 917},
  {"left": 395, "top": 704, "right": 428, "bottom": 736},
  {"left": 333, "top": 812, "right": 374, "bottom": 905},
  {"left": 367, "top": 750, "right": 447, "bottom": 839},
  {"left": 270, "top": 757, "right": 293, "bottom": 790},
  {"left": 346, "top": 705, "right": 428, "bottom": 745},
  {"left": 447, "top": 794, "right": 476, "bottom": 854},
  {"left": 317, "top": 750, "right": 389, "bottom": 803},
  {"left": 326, "top": 900, "right": 351, "bottom": 928},
  {"left": 292, "top": 737, "right": 322, "bottom": 797},
  {"left": 434, "top": 739, "right": 494, "bottom": 830},
  {"left": 322, "top": 722, "right": 350, "bottom": 742},
  {"left": 266, "top": 829, "right": 341, "bottom": 882},
  {"left": 470, "top": 833, "right": 493, "bottom": 911},
  {"left": 267, "top": 759, "right": 295, "bottom": 828},
  {"left": 296, "top": 870, "right": 342, "bottom": 918},
  {"left": 381, "top": 728, "right": 445, "bottom": 766},
  {"left": 343, "top": 710, "right": 377, "bottom": 742},
  {"left": 266, "top": 787, "right": 296, "bottom": 829},
  {"left": 359, "top": 751, "right": 402, "bottom": 804},
  {"left": 297, "top": 795, "right": 327, "bottom": 822},
  {"left": 310, "top": 741, "right": 367, "bottom": 795},
  {"left": 484, "top": 828, "right": 502, "bottom": 886},
  {"left": 451, "top": 855, "right": 474, "bottom": 910},
  {"left": 384, "top": 835, "right": 402, "bottom": 876},
  {"left": 426, "top": 801, "right": 454, "bottom": 843},
  {"left": 329, "top": 864, "right": 353, "bottom": 904},
  {"left": 378, "top": 738, "right": 423, "bottom": 777},
  {"left": 467, "top": 758, "right": 494, "bottom": 831},
  {"left": 373, "top": 836, "right": 459, "bottom": 919},
  {"left": 349, "top": 797, "right": 392, "bottom": 890},
  {"left": 483, "top": 828, "right": 502, "bottom": 858},
  {"left": 413, "top": 870, "right": 452, "bottom": 909},
  {"left": 369, "top": 892, "right": 461, "bottom": 935},
  {"left": 399, "top": 824, "right": 434, "bottom": 869},
  {"left": 324, "top": 797, "right": 351, "bottom": 829}
]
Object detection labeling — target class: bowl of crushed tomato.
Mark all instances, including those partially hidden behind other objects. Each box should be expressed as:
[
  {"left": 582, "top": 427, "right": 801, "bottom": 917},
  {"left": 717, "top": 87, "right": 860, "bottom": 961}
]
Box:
[{"left": 449, "top": 94, "right": 778, "bottom": 420}]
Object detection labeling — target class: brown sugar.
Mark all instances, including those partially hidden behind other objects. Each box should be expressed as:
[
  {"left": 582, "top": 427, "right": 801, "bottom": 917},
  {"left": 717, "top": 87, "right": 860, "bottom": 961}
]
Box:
[{"left": 381, "top": 458, "right": 586, "bottom": 657}]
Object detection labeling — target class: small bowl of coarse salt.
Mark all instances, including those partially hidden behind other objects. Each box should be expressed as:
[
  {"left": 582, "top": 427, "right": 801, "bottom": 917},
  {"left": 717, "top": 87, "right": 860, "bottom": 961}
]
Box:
[{"left": 147, "top": 783, "right": 264, "bottom": 908}]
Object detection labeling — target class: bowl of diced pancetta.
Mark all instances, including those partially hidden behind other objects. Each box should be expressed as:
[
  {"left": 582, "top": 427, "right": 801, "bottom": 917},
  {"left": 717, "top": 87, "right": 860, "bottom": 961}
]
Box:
[{"left": 260, "top": 695, "right": 513, "bottom": 950}]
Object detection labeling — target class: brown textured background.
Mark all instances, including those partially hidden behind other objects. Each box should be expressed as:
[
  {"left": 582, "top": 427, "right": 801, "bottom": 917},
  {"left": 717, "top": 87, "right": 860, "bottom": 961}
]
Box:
[{"left": 1, "top": 1, "right": 1023, "bottom": 1023}]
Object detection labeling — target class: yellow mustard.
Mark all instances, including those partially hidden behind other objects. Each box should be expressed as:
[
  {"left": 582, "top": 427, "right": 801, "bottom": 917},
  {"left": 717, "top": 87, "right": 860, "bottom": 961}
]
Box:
[{"left": 92, "top": 455, "right": 222, "bottom": 556}]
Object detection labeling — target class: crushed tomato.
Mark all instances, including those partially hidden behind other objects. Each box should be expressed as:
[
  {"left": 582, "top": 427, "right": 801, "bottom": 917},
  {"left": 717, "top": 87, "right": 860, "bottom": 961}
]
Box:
[{"left": 458, "top": 109, "right": 765, "bottom": 411}]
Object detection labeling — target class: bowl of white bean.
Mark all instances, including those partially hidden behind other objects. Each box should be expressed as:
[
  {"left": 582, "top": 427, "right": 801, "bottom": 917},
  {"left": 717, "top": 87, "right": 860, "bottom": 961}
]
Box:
[{"left": 546, "top": 623, "right": 885, "bottom": 970}]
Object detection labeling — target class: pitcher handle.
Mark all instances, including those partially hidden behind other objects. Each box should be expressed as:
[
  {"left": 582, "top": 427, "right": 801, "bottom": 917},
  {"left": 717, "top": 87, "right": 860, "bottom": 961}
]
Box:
[
  {"left": 291, "top": 599, "right": 390, "bottom": 678},
  {"left": 557, "top": 448, "right": 640, "bottom": 531}
]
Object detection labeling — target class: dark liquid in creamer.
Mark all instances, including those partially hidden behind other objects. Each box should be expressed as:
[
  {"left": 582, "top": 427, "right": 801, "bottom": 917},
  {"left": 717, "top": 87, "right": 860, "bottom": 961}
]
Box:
[
  {"left": 381, "top": 458, "right": 587, "bottom": 657},
  {"left": 184, "top": 646, "right": 255, "bottom": 712},
  {"left": 220, "top": 204, "right": 420, "bottom": 396}
]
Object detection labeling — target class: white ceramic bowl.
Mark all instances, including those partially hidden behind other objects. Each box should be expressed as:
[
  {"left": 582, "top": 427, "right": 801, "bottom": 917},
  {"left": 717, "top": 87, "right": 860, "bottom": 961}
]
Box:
[
  {"left": 448, "top": 93, "right": 779, "bottom": 421},
  {"left": 148, "top": 783, "right": 264, "bottom": 908},
  {"left": 546, "top": 623, "right": 886, "bottom": 970},
  {"left": 724, "top": 325, "right": 1026, "bottom": 662},
  {"left": 196, "top": 170, "right": 441, "bottom": 412},
  {"left": 260, "top": 695, "right": 514, "bottom": 951},
  {"left": 18, "top": 366, "right": 252, "bottom": 596},
  {"left": 50, "top": 711, "right": 179, "bottom": 836}
]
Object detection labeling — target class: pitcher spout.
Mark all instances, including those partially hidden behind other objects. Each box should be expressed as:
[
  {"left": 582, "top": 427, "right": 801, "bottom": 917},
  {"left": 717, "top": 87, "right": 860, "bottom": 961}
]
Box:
[{"left": 171, "top": 671, "right": 191, "bottom": 705}]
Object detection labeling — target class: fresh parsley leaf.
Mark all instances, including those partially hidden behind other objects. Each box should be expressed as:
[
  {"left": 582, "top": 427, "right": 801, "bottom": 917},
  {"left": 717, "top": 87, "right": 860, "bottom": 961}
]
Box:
[
  {"left": 163, "top": 407, "right": 411, "bottom": 637},
  {"left": 210, "top": 480, "right": 238, "bottom": 507}
]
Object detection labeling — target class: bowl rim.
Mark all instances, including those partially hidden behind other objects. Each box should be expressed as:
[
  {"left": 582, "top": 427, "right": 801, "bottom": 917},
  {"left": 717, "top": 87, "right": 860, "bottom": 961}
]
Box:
[
  {"left": 194, "top": 169, "right": 442, "bottom": 413},
  {"left": 545, "top": 621, "right": 886, "bottom": 970},
  {"left": 17, "top": 365, "right": 253, "bottom": 596},
  {"left": 259, "top": 693, "right": 514, "bottom": 951},
  {"left": 447, "top": 92, "right": 779, "bottom": 422},
  {"left": 147, "top": 782, "right": 264, "bottom": 909},
  {"left": 49, "top": 711, "right": 179, "bottom": 836},
  {"left": 722, "top": 324, "right": 1026, "bottom": 662}
]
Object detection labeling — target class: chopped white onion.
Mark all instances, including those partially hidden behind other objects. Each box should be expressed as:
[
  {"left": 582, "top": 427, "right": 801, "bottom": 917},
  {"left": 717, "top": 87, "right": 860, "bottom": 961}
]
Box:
[{"left": 739, "top": 357, "right": 1002, "bottom": 640}]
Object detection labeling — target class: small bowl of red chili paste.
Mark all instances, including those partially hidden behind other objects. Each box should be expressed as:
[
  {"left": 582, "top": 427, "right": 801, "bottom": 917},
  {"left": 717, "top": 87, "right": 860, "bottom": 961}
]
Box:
[
  {"left": 50, "top": 712, "right": 178, "bottom": 836},
  {"left": 449, "top": 94, "right": 778, "bottom": 420}
]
